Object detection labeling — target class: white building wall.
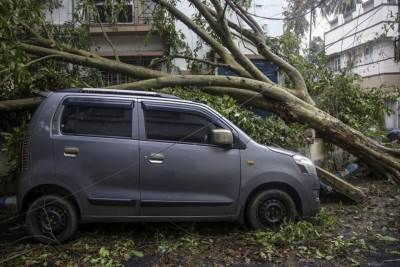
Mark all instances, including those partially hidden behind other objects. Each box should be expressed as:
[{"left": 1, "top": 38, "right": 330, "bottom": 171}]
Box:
[
  {"left": 351, "top": 40, "right": 400, "bottom": 77},
  {"left": 325, "top": 0, "right": 399, "bottom": 81},
  {"left": 325, "top": 3, "right": 398, "bottom": 55},
  {"left": 249, "top": 0, "right": 284, "bottom": 38},
  {"left": 324, "top": 0, "right": 400, "bottom": 129}
]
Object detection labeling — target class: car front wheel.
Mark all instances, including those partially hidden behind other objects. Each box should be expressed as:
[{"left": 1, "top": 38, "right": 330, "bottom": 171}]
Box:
[
  {"left": 246, "top": 189, "right": 297, "bottom": 229},
  {"left": 26, "top": 195, "right": 79, "bottom": 244}
]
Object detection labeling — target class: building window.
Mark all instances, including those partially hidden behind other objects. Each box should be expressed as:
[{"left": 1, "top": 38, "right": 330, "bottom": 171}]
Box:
[
  {"left": 137, "top": 0, "right": 156, "bottom": 24},
  {"left": 329, "top": 17, "right": 338, "bottom": 28},
  {"left": 342, "top": 0, "right": 356, "bottom": 21},
  {"left": 362, "top": 0, "right": 374, "bottom": 12},
  {"left": 331, "top": 55, "right": 341, "bottom": 72},
  {"left": 93, "top": 0, "right": 133, "bottom": 23},
  {"left": 385, "top": 100, "right": 398, "bottom": 129},
  {"left": 395, "top": 36, "right": 400, "bottom": 62},
  {"left": 345, "top": 49, "right": 361, "bottom": 67},
  {"left": 101, "top": 57, "right": 159, "bottom": 86},
  {"left": 364, "top": 45, "right": 373, "bottom": 64}
]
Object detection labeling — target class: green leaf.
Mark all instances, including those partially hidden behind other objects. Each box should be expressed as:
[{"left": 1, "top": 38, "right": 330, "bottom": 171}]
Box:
[
  {"left": 131, "top": 250, "right": 144, "bottom": 258},
  {"left": 375, "top": 234, "right": 399, "bottom": 242}
]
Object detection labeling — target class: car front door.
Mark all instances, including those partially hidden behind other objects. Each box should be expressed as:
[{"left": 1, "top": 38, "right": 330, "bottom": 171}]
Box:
[
  {"left": 52, "top": 97, "right": 140, "bottom": 218},
  {"left": 138, "top": 100, "right": 241, "bottom": 217}
]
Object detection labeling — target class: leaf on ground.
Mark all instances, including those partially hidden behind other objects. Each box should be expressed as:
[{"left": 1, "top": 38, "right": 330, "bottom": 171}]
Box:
[
  {"left": 132, "top": 250, "right": 144, "bottom": 258},
  {"left": 375, "top": 234, "right": 399, "bottom": 242}
]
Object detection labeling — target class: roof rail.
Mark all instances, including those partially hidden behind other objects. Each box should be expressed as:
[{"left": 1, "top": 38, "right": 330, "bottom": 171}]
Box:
[{"left": 60, "top": 88, "right": 180, "bottom": 99}]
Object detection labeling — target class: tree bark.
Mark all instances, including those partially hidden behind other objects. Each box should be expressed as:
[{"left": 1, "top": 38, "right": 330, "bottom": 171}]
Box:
[
  {"left": 316, "top": 166, "right": 366, "bottom": 203},
  {"left": 0, "top": 97, "right": 43, "bottom": 112}
]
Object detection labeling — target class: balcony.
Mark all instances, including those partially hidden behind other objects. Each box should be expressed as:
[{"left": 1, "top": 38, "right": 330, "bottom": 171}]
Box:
[{"left": 89, "top": 0, "right": 155, "bottom": 34}]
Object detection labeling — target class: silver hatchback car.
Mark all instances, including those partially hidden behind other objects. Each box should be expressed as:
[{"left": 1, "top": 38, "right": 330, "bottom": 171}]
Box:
[{"left": 18, "top": 88, "right": 320, "bottom": 243}]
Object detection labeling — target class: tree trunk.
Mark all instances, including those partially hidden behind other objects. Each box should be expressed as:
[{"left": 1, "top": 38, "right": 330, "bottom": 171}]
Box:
[
  {"left": 0, "top": 97, "right": 43, "bottom": 112},
  {"left": 259, "top": 96, "right": 400, "bottom": 185},
  {"left": 316, "top": 166, "right": 366, "bottom": 203}
]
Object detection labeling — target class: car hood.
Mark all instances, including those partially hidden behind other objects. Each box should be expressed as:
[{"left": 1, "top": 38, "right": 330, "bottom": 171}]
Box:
[{"left": 267, "top": 146, "right": 296, "bottom": 157}]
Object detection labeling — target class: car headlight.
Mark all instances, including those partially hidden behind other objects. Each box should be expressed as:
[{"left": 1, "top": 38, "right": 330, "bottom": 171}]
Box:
[{"left": 293, "top": 155, "right": 317, "bottom": 175}]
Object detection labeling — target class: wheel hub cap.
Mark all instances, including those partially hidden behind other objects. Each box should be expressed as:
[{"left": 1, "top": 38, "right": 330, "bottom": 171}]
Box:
[
  {"left": 37, "top": 205, "right": 67, "bottom": 234},
  {"left": 258, "top": 199, "right": 287, "bottom": 226}
]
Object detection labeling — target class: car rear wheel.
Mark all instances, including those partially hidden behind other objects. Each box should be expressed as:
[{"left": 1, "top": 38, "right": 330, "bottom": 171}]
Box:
[
  {"left": 26, "top": 195, "right": 78, "bottom": 244},
  {"left": 246, "top": 189, "right": 296, "bottom": 229}
]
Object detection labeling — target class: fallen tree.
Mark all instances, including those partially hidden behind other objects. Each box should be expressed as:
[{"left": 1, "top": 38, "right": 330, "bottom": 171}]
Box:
[
  {"left": 316, "top": 167, "right": 367, "bottom": 203},
  {"left": 1, "top": 0, "right": 400, "bottom": 189}
]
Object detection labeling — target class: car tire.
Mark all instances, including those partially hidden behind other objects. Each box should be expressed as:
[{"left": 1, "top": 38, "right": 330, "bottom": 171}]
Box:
[
  {"left": 246, "top": 189, "right": 297, "bottom": 229},
  {"left": 26, "top": 195, "right": 79, "bottom": 244}
]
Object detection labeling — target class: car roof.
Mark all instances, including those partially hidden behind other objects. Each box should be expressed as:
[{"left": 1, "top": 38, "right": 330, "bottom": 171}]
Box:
[
  {"left": 48, "top": 88, "right": 200, "bottom": 106},
  {"left": 59, "top": 88, "right": 179, "bottom": 99}
]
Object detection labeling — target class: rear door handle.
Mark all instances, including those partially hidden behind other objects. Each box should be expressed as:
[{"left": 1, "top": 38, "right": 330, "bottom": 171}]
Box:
[
  {"left": 64, "top": 147, "right": 79, "bottom": 158},
  {"left": 146, "top": 153, "right": 164, "bottom": 164}
]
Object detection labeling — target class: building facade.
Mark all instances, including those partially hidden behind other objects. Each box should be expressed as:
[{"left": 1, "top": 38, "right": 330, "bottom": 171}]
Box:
[
  {"left": 324, "top": 0, "right": 400, "bottom": 129},
  {"left": 325, "top": 0, "right": 400, "bottom": 89},
  {"left": 46, "top": 0, "right": 283, "bottom": 83},
  {"left": 47, "top": 0, "right": 163, "bottom": 86}
]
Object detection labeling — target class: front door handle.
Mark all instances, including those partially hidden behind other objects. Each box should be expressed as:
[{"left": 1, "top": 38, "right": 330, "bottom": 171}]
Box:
[
  {"left": 64, "top": 147, "right": 79, "bottom": 158},
  {"left": 146, "top": 153, "right": 164, "bottom": 164}
]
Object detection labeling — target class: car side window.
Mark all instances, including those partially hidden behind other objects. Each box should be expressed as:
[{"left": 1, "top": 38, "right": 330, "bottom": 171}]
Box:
[
  {"left": 143, "top": 108, "right": 220, "bottom": 144},
  {"left": 61, "top": 104, "right": 132, "bottom": 138}
]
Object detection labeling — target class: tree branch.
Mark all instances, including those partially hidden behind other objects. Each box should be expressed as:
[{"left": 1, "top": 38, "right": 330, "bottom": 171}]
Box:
[
  {"left": 113, "top": 74, "right": 297, "bottom": 103},
  {"left": 215, "top": 13, "right": 314, "bottom": 104},
  {"left": 18, "top": 42, "right": 167, "bottom": 79},
  {"left": 0, "top": 97, "right": 43, "bottom": 112},
  {"left": 25, "top": 55, "right": 61, "bottom": 67},
  {"left": 154, "top": 0, "right": 251, "bottom": 78},
  {"left": 190, "top": 0, "right": 272, "bottom": 83},
  {"left": 97, "top": 21, "right": 120, "bottom": 61},
  {"left": 225, "top": 0, "right": 263, "bottom": 34},
  {"left": 152, "top": 54, "right": 238, "bottom": 71}
]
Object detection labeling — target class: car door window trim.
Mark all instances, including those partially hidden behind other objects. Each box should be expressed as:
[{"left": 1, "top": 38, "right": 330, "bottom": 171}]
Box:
[
  {"left": 55, "top": 97, "right": 135, "bottom": 139},
  {"left": 141, "top": 101, "right": 239, "bottom": 147}
]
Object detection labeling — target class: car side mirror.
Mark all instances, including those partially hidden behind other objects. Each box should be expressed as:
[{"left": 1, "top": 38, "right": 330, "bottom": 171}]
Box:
[{"left": 210, "top": 129, "right": 233, "bottom": 146}]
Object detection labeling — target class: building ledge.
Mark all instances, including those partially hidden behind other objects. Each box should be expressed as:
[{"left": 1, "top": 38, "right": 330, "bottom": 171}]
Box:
[
  {"left": 89, "top": 24, "right": 153, "bottom": 34},
  {"left": 324, "top": 3, "right": 397, "bottom": 35}
]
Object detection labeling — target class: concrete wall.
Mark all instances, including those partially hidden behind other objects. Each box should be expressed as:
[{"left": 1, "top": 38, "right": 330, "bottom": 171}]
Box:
[
  {"left": 325, "top": 1, "right": 398, "bottom": 55},
  {"left": 90, "top": 34, "right": 164, "bottom": 56},
  {"left": 349, "top": 40, "right": 400, "bottom": 79},
  {"left": 325, "top": 0, "right": 399, "bottom": 93}
]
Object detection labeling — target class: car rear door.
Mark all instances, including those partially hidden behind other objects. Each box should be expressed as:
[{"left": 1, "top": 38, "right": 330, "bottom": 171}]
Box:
[
  {"left": 52, "top": 96, "right": 140, "bottom": 218},
  {"left": 138, "top": 100, "right": 241, "bottom": 218}
]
